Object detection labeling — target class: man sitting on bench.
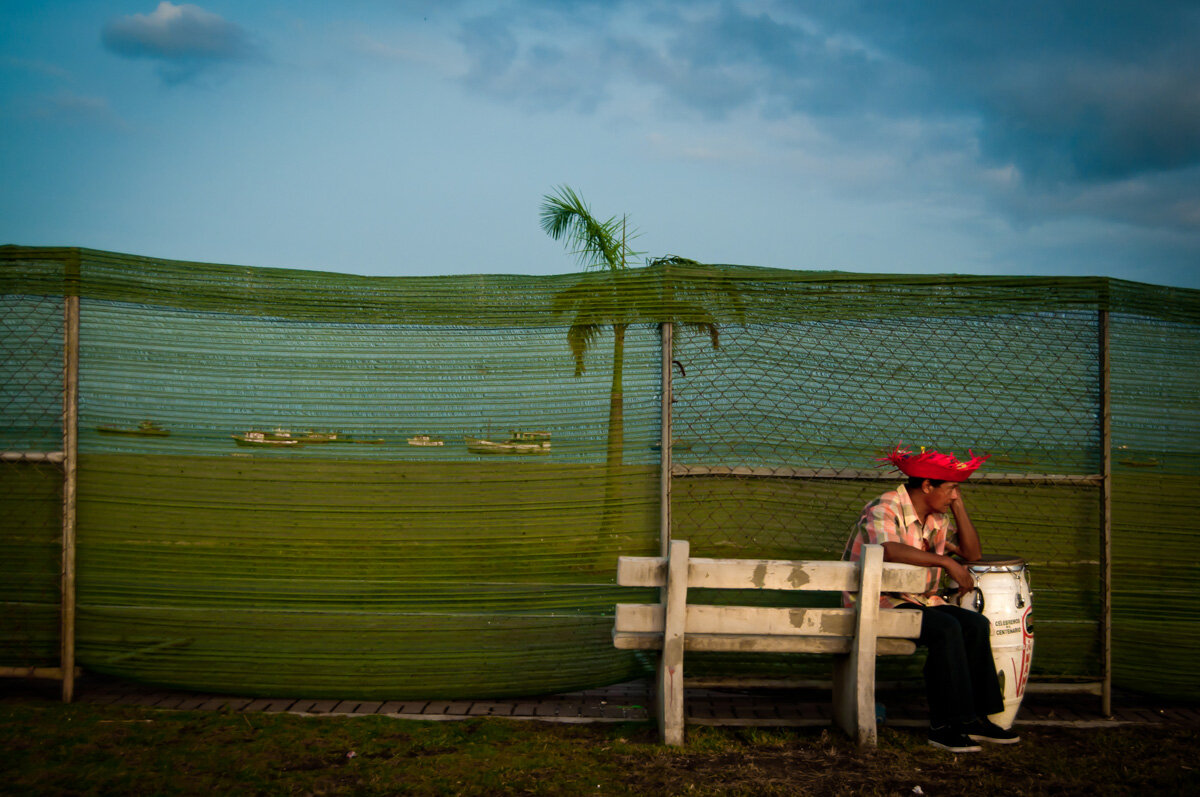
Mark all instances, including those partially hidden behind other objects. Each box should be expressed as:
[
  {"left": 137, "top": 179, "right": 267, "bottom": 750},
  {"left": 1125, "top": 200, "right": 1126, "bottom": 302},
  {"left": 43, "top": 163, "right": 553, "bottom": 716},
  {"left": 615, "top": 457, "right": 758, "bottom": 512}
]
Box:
[{"left": 843, "top": 445, "right": 1020, "bottom": 752}]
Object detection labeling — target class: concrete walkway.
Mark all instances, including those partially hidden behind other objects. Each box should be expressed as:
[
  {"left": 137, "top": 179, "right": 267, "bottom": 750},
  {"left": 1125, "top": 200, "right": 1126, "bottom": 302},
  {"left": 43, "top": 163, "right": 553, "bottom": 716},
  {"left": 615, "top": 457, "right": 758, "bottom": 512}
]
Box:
[{"left": 14, "top": 674, "right": 1194, "bottom": 729}]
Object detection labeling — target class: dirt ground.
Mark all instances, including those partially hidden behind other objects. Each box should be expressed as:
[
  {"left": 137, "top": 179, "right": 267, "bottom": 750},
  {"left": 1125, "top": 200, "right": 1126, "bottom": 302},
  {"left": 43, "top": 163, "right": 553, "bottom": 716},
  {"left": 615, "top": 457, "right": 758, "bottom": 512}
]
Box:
[
  {"left": 1, "top": 693, "right": 1198, "bottom": 796},
  {"left": 610, "top": 723, "right": 1200, "bottom": 796}
]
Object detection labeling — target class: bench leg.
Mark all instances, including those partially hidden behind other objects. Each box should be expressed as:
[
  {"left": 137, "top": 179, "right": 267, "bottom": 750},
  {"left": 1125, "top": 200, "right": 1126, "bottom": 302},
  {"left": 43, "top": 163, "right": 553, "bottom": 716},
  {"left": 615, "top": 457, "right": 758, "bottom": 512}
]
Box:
[
  {"left": 832, "top": 652, "right": 877, "bottom": 747},
  {"left": 657, "top": 539, "right": 689, "bottom": 746},
  {"left": 657, "top": 650, "right": 684, "bottom": 746},
  {"left": 833, "top": 544, "right": 884, "bottom": 747}
]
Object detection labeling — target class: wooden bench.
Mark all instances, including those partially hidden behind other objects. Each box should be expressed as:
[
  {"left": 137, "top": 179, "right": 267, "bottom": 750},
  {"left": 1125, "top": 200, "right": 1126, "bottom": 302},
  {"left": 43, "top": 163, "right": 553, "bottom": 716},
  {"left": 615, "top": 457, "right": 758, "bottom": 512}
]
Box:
[{"left": 613, "top": 540, "right": 927, "bottom": 746}]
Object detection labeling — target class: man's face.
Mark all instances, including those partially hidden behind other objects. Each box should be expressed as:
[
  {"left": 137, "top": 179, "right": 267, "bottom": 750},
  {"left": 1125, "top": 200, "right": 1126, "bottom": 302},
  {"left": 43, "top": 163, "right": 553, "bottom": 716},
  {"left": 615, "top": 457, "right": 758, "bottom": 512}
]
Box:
[{"left": 924, "top": 481, "right": 960, "bottom": 513}]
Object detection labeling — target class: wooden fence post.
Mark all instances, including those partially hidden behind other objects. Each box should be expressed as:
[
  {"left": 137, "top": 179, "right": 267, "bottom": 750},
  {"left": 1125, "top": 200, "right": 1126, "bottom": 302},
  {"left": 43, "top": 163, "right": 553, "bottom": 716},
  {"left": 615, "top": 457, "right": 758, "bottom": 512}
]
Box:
[
  {"left": 61, "top": 293, "right": 79, "bottom": 703},
  {"left": 660, "top": 322, "right": 673, "bottom": 556},
  {"left": 1099, "top": 309, "right": 1112, "bottom": 717}
]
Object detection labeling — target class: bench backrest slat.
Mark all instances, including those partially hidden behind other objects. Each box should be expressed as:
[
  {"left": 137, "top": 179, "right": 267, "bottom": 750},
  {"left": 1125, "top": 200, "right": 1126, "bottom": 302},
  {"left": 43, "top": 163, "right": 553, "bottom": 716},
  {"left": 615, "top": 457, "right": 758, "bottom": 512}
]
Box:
[
  {"left": 615, "top": 603, "right": 922, "bottom": 639},
  {"left": 617, "top": 555, "right": 926, "bottom": 594}
]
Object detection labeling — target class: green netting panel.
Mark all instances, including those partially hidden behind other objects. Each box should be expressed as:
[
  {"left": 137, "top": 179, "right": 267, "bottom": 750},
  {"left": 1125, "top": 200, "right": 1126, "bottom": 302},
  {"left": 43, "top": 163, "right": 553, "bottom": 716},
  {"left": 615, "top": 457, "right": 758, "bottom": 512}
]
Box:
[
  {"left": 3, "top": 246, "right": 1200, "bottom": 700},
  {"left": 2, "top": 245, "right": 1187, "bottom": 326},
  {"left": 0, "top": 461, "right": 62, "bottom": 668},
  {"left": 69, "top": 301, "right": 664, "bottom": 697},
  {"left": 1, "top": 292, "right": 64, "bottom": 669},
  {"left": 670, "top": 314, "right": 1104, "bottom": 684},
  {"left": 1109, "top": 308, "right": 1200, "bottom": 701}
]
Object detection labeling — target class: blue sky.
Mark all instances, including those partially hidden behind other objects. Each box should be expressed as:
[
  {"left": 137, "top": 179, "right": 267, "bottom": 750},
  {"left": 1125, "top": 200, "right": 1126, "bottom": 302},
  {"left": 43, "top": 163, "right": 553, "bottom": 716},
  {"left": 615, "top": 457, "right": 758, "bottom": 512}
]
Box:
[{"left": 2, "top": 1, "right": 1198, "bottom": 289}]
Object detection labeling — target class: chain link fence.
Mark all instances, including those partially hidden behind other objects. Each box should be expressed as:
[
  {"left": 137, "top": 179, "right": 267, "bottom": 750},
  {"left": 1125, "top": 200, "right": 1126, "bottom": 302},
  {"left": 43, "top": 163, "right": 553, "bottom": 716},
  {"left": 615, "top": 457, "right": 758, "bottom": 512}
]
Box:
[
  {"left": 670, "top": 314, "right": 1104, "bottom": 681},
  {"left": 0, "top": 294, "right": 64, "bottom": 671},
  {"left": 3, "top": 248, "right": 1197, "bottom": 700}
]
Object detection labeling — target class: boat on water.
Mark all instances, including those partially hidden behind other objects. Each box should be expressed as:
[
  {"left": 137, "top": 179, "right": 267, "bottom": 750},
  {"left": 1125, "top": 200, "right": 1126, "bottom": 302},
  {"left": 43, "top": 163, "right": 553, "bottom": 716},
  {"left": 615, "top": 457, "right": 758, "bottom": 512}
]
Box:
[
  {"left": 296, "top": 431, "right": 338, "bottom": 444},
  {"left": 407, "top": 435, "right": 444, "bottom": 447},
  {"left": 232, "top": 429, "right": 386, "bottom": 447},
  {"left": 464, "top": 430, "right": 551, "bottom": 455},
  {"left": 509, "top": 430, "right": 551, "bottom": 442},
  {"left": 232, "top": 430, "right": 301, "bottom": 447},
  {"left": 96, "top": 420, "right": 170, "bottom": 437}
]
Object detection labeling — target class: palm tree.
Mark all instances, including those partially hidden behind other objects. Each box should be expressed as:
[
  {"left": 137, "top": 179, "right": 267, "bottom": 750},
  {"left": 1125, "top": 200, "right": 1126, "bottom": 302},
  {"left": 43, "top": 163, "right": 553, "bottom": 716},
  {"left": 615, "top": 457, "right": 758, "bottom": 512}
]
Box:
[
  {"left": 540, "top": 188, "right": 746, "bottom": 519},
  {"left": 540, "top": 186, "right": 641, "bottom": 475}
]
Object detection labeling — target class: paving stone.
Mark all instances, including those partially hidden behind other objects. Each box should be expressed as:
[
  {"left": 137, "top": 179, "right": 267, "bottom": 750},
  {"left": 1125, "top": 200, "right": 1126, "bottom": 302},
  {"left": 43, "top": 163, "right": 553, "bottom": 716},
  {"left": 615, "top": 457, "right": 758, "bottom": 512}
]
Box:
[
  {"left": 173, "top": 697, "right": 212, "bottom": 710},
  {"left": 8, "top": 676, "right": 1197, "bottom": 729},
  {"left": 127, "top": 692, "right": 172, "bottom": 707},
  {"left": 84, "top": 691, "right": 125, "bottom": 706},
  {"left": 196, "top": 697, "right": 238, "bottom": 711},
  {"left": 1126, "top": 708, "right": 1166, "bottom": 723},
  {"left": 193, "top": 696, "right": 252, "bottom": 710},
  {"left": 1022, "top": 704, "right": 1057, "bottom": 719},
  {"left": 241, "top": 700, "right": 292, "bottom": 710},
  {"left": 1161, "top": 708, "right": 1200, "bottom": 723},
  {"left": 775, "top": 703, "right": 805, "bottom": 719},
  {"left": 551, "top": 702, "right": 584, "bottom": 717},
  {"left": 154, "top": 696, "right": 191, "bottom": 709}
]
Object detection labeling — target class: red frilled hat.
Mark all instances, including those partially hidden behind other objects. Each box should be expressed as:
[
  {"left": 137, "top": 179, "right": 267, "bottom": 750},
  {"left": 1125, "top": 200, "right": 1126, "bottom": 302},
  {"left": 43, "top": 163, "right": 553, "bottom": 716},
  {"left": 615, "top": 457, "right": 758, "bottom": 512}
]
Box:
[{"left": 880, "top": 445, "right": 989, "bottom": 482}]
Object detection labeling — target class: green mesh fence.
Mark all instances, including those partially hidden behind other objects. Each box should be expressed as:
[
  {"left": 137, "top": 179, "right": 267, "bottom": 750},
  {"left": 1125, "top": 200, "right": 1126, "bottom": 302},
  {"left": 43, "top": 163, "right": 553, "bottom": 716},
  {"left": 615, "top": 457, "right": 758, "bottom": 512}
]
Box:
[
  {"left": 1, "top": 290, "right": 63, "bottom": 669},
  {"left": 2, "top": 246, "right": 1198, "bottom": 701}
]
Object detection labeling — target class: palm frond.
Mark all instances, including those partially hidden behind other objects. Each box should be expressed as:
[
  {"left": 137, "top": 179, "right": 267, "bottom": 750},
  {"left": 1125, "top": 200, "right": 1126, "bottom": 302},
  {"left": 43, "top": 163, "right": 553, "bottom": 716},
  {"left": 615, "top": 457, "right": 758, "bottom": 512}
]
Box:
[
  {"left": 565, "top": 323, "right": 604, "bottom": 376},
  {"left": 539, "top": 185, "right": 641, "bottom": 271}
]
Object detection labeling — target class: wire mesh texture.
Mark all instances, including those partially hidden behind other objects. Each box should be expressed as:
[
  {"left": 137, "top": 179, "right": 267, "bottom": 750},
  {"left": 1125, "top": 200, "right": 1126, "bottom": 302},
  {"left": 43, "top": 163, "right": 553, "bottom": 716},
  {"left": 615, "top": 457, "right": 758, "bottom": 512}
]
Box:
[
  {"left": 670, "top": 316, "right": 1102, "bottom": 684},
  {"left": 1, "top": 246, "right": 1198, "bottom": 701},
  {"left": 0, "top": 292, "right": 64, "bottom": 669}
]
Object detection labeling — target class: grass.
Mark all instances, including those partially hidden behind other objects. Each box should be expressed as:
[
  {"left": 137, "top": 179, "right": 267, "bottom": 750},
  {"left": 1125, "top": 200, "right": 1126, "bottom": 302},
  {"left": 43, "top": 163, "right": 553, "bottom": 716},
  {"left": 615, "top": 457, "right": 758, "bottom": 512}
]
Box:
[{"left": 1, "top": 697, "right": 1197, "bottom": 796}]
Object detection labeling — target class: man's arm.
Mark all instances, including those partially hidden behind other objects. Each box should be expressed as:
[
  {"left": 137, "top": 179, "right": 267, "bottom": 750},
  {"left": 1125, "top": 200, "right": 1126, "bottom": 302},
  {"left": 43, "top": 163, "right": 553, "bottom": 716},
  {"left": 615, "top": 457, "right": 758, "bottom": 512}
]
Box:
[
  {"left": 881, "top": 541, "right": 975, "bottom": 593},
  {"left": 948, "top": 489, "right": 982, "bottom": 562}
]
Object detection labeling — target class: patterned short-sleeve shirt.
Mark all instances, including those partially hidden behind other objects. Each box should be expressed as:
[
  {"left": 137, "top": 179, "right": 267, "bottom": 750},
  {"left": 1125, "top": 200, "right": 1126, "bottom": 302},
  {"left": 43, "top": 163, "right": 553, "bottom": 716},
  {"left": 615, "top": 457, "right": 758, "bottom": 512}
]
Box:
[{"left": 842, "top": 484, "right": 954, "bottom": 608}]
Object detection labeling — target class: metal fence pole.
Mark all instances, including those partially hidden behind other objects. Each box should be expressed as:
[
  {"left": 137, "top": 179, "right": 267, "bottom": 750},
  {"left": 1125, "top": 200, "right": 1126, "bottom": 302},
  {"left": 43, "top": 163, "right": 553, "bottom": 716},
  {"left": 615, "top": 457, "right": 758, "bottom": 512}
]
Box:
[
  {"left": 1099, "top": 309, "right": 1112, "bottom": 716},
  {"left": 61, "top": 294, "right": 79, "bottom": 702},
  {"left": 660, "top": 322, "right": 673, "bottom": 556}
]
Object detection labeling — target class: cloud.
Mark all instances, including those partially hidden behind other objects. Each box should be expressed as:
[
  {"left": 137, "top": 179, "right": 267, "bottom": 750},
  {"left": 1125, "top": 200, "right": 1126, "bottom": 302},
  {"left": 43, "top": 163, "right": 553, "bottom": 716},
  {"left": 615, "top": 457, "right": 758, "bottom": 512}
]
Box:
[
  {"left": 21, "top": 90, "right": 131, "bottom": 131},
  {"left": 826, "top": 0, "right": 1200, "bottom": 184},
  {"left": 457, "top": 13, "right": 607, "bottom": 112},
  {"left": 351, "top": 33, "right": 465, "bottom": 76},
  {"left": 2, "top": 55, "right": 73, "bottom": 81},
  {"left": 102, "top": 2, "right": 255, "bottom": 83},
  {"left": 452, "top": 0, "right": 1200, "bottom": 235}
]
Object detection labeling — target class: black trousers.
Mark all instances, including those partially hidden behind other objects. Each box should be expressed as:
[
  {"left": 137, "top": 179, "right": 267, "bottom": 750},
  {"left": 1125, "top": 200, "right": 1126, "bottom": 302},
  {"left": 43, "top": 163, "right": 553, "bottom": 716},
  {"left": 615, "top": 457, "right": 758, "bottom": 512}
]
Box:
[{"left": 897, "top": 603, "right": 1006, "bottom": 727}]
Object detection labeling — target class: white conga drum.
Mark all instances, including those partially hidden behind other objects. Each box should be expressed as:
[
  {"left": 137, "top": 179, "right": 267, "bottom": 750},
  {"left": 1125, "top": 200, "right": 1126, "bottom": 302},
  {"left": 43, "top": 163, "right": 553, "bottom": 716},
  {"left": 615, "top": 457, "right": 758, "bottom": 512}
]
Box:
[{"left": 951, "top": 555, "right": 1034, "bottom": 729}]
